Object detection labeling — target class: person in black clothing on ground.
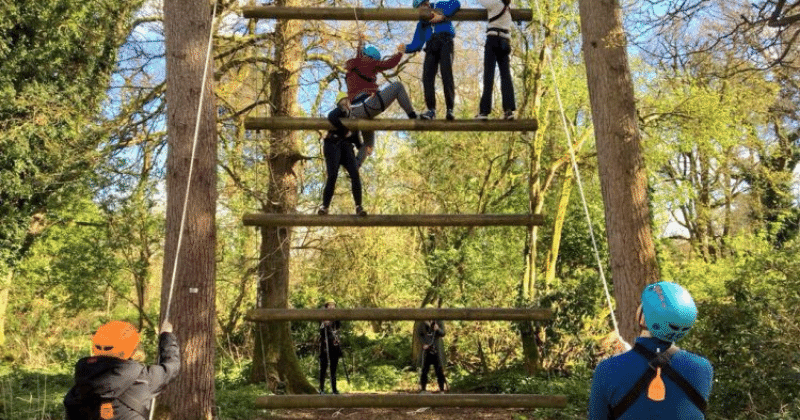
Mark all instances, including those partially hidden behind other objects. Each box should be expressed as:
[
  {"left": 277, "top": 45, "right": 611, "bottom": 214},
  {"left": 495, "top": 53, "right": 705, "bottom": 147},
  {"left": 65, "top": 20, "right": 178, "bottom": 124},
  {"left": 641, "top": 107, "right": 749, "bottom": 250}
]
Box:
[
  {"left": 319, "top": 300, "right": 343, "bottom": 394},
  {"left": 416, "top": 319, "right": 447, "bottom": 393},
  {"left": 64, "top": 320, "right": 180, "bottom": 420},
  {"left": 318, "top": 93, "right": 367, "bottom": 216}
]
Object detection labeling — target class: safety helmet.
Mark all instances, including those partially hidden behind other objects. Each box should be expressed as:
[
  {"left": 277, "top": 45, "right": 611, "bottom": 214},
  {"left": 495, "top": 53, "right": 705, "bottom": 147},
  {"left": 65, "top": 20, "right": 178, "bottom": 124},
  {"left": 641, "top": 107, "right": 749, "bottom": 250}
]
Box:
[
  {"left": 640, "top": 282, "right": 697, "bottom": 342},
  {"left": 412, "top": 0, "right": 429, "bottom": 7},
  {"left": 362, "top": 45, "right": 381, "bottom": 60},
  {"left": 92, "top": 321, "right": 140, "bottom": 359},
  {"left": 335, "top": 92, "right": 349, "bottom": 106},
  {"left": 324, "top": 298, "right": 336, "bottom": 307}
]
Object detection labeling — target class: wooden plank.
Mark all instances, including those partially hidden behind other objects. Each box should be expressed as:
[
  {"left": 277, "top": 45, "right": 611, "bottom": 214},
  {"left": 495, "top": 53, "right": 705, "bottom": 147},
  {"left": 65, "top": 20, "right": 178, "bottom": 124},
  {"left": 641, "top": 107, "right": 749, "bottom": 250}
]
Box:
[
  {"left": 244, "top": 117, "right": 537, "bottom": 132},
  {"left": 242, "top": 6, "right": 534, "bottom": 21},
  {"left": 242, "top": 213, "right": 545, "bottom": 227},
  {"left": 246, "top": 307, "right": 552, "bottom": 322},
  {"left": 254, "top": 393, "right": 567, "bottom": 409}
]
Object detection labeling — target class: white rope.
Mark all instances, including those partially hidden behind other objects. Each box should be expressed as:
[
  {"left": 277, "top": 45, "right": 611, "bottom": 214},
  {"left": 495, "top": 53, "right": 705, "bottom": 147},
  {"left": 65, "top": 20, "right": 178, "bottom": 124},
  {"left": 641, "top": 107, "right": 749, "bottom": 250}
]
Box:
[
  {"left": 530, "top": 0, "right": 622, "bottom": 339},
  {"left": 149, "top": 3, "right": 218, "bottom": 420}
]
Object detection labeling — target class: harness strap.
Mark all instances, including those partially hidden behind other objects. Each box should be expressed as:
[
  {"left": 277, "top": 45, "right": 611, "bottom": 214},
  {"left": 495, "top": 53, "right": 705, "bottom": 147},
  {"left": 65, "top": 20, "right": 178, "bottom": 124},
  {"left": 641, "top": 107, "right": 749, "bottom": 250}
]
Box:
[
  {"left": 488, "top": 4, "right": 509, "bottom": 23},
  {"left": 609, "top": 343, "right": 707, "bottom": 419},
  {"left": 486, "top": 28, "right": 510, "bottom": 34},
  {"left": 350, "top": 68, "right": 376, "bottom": 84}
]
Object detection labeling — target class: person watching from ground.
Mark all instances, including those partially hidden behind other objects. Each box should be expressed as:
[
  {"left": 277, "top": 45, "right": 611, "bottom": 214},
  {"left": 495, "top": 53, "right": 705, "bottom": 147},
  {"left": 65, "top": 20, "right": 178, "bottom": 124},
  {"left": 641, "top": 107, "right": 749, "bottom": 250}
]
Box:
[
  {"left": 64, "top": 320, "right": 180, "bottom": 420},
  {"left": 417, "top": 319, "right": 448, "bottom": 393},
  {"left": 347, "top": 33, "right": 418, "bottom": 167},
  {"left": 404, "top": 0, "right": 461, "bottom": 121},
  {"left": 319, "top": 300, "right": 343, "bottom": 395},
  {"left": 588, "top": 282, "right": 713, "bottom": 420},
  {"left": 475, "top": 0, "right": 516, "bottom": 120},
  {"left": 317, "top": 93, "right": 367, "bottom": 216}
]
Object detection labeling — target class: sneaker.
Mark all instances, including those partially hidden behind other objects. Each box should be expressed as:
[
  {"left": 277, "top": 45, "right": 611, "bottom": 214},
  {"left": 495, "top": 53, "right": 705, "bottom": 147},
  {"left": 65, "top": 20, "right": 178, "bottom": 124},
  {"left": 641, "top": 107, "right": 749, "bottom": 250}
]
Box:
[
  {"left": 474, "top": 113, "right": 489, "bottom": 120},
  {"left": 503, "top": 110, "right": 515, "bottom": 120},
  {"left": 317, "top": 206, "right": 328, "bottom": 215},
  {"left": 420, "top": 109, "right": 436, "bottom": 120},
  {"left": 420, "top": 390, "right": 429, "bottom": 394},
  {"left": 446, "top": 109, "right": 455, "bottom": 120},
  {"left": 332, "top": 390, "right": 340, "bottom": 395},
  {"left": 355, "top": 206, "right": 367, "bottom": 216},
  {"left": 408, "top": 111, "right": 418, "bottom": 119},
  {"left": 319, "top": 390, "right": 326, "bottom": 394}
]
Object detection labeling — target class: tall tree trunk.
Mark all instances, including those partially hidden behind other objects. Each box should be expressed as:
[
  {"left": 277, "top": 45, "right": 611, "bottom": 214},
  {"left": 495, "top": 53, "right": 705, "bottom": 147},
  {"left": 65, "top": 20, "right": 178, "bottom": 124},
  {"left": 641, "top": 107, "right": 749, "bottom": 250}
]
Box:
[
  {"left": 249, "top": 0, "right": 315, "bottom": 393},
  {"left": 0, "top": 271, "right": 10, "bottom": 346},
  {"left": 159, "top": 0, "right": 217, "bottom": 418},
  {"left": 578, "top": 0, "right": 659, "bottom": 343}
]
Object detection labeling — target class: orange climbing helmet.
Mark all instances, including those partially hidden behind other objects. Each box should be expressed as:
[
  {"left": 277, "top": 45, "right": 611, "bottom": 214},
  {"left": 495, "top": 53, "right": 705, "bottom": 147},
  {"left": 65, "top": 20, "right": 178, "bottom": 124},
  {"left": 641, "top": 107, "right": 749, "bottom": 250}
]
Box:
[{"left": 92, "top": 321, "right": 140, "bottom": 359}]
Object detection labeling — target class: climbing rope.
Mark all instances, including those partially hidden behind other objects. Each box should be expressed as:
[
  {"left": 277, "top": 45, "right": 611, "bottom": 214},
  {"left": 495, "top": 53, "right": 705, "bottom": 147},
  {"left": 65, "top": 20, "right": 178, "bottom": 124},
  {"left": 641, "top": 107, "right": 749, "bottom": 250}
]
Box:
[
  {"left": 529, "top": 0, "right": 625, "bottom": 347},
  {"left": 150, "top": 2, "right": 218, "bottom": 419}
]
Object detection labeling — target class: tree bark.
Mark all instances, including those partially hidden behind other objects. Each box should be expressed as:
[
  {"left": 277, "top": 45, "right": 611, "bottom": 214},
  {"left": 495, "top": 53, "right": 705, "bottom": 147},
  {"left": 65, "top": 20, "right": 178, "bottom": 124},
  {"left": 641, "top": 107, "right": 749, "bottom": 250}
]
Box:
[
  {"left": 249, "top": 0, "right": 315, "bottom": 393},
  {"left": 578, "top": 0, "right": 659, "bottom": 343},
  {"left": 159, "top": 0, "right": 217, "bottom": 418}
]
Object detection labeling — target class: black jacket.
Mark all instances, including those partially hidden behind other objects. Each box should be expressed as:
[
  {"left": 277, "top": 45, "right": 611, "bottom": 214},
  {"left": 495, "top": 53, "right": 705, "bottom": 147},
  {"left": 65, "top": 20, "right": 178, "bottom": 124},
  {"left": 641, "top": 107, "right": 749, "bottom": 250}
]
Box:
[
  {"left": 64, "top": 332, "right": 180, "bottom": 420},
  {"left": 319, "top": 320, "right": 343, "bottom": 357},
  {"left": 326, "top": 106, "right": 362, "bottom": 148}
]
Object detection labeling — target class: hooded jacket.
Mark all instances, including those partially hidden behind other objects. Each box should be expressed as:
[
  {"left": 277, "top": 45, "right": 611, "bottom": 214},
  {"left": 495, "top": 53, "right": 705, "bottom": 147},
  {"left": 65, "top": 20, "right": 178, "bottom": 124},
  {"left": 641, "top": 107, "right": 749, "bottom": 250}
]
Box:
[{"left": 64, "top": 332, "right": 180, "bottom": 420}]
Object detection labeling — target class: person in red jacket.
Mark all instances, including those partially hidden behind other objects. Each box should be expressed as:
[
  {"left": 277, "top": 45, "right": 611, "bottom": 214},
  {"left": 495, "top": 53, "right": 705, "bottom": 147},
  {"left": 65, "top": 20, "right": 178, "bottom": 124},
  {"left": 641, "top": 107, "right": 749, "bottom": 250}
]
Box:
[
  {"left": 64, "top": 320, "right": 180, "bottom": 420},
  {"left": 346, "top": 33, "right": 418, "bottom": 166}
]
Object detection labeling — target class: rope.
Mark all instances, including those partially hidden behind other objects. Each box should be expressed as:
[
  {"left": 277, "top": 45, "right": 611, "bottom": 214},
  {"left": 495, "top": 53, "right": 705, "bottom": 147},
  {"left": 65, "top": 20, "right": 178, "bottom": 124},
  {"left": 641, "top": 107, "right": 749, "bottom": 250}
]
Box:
[
  {"left": 529, "top": 0, "right": 623, "bottom": 341},
  {"left": 149, "top": 3, "right": 218, "bottom": 419}
]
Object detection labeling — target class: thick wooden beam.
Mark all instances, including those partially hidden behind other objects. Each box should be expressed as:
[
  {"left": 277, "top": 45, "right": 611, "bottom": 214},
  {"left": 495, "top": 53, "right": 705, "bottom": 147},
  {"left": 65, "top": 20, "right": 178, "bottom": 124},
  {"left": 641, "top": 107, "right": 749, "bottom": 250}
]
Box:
[
  {"left": 246, "top": 307, "right": 552, "bottom": 322},
  {"left": 242, "top": 6, "right": 534, "bottom": 21},
  {"left": 255, "top": 393, "right": 567, "bottom": 409},
  {"left": 244, "top": 117, "right": 537, "bottom": 132},
  {"left": 242, "top": 213, "right": 545, "bottom": 227}
]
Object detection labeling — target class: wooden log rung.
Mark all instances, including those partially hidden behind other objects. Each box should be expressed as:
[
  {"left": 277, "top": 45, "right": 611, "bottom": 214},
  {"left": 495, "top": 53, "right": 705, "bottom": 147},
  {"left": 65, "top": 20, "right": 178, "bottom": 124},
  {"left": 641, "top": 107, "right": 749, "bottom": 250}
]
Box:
[
  {"left": 255, "top": 393, "right": 567, "bottom": 409},
  {"left": 242, "top": 213, "right": 545, "bottom": 227},
  {"left": 246, "top": 307, "right": 552, "bottom": 322},
  {"left": 244, "top": 117, "right": 538, "bottom": 132},
  {"left": 242, "top": 6, "right": 534, "bottom": 22}
]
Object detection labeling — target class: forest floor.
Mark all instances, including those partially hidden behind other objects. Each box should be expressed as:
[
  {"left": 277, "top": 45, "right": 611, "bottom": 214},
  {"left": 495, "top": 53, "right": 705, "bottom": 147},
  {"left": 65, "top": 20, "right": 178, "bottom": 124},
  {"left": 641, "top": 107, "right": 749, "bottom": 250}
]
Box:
[{"left": 259, "top": 407, "right": 557, "bottom": 420}]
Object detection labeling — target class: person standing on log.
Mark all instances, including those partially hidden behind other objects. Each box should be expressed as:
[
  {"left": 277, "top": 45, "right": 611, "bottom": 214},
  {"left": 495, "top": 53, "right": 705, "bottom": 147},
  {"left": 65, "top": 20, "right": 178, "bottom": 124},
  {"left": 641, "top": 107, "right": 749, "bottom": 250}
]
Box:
[
  {"left": 416, "top": 319, "right": 447, "bottom": 393},
  {"left": 319, "top": 300, "right": 343, "bottom": 394},
  {"left": 474, "top": 0, "right": 516, "bottom": 120},
  {"left": 346, "top": 33, "right": 418, "bottom": 167},
  {"left": 404, "top": 0, "right": 461, "bottom": 121},
  {"left": 317, "top": 93, "right": 367, "bottom": 216}
]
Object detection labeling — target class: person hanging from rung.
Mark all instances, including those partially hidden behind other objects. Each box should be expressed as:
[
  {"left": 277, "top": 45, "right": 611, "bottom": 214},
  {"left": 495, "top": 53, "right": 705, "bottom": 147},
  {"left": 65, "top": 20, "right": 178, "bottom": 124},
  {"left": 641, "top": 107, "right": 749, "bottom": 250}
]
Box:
[
  {"left": 64, "top": 320, "right": 180, "bottom": 420},
  {"left": 474, "top": 0, "right": 516, "bottom": 120},
  {"left": 317, "top": 93, "right": 367, "bottom": 216},
  {"left": 416, "top": 319, "right": 448, "bottom": 393},
  {"left": 588, "top": 282, "right": 714, "bottom": 419},
  {"left": 319, "top": 300, "right": 343, "bottom": 395},
  {"left": 347, "top": 32, "right": 418, "bottom": 167},
  {"left": 405, "top": 0, "right": 461, "bottom": 121}
]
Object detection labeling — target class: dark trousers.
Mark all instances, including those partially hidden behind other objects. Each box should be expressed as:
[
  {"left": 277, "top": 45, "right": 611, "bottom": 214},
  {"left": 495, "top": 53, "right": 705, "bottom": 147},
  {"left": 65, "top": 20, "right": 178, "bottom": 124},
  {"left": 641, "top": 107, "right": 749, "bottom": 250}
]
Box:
[
  {"left": 422, "top": 33, "right": 455, "bottom": 112},
  {"left": 319, "top": 349, "right": 341, "bottom": 392},
  {"left": 322, "top": 138, "right": 361, "bottom": 208},
  {"left": 480, "top": 35, "right": 515, "bottom": 115},
  {"left": 420, "top": 351, "right": 446, "bottom": 391}
]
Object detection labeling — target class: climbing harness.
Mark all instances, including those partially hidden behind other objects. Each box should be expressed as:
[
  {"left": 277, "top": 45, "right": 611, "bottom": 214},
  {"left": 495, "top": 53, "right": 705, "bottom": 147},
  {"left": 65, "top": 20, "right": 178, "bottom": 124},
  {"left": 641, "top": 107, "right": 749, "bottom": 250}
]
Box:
[{"left": 609, "top": 343, "right": 707, "bottom": 418}]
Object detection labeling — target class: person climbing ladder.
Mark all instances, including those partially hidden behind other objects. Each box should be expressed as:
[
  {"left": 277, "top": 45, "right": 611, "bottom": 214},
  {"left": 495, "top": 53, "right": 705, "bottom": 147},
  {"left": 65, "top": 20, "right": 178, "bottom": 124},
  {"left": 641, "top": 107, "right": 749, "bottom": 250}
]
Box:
[
  {"left": 346, "top": 33, "right": 418, "bottom": 166},
  {"left": 475, "top": 0, "right": 516, "bottom": 120},
  {"left": 318, "top": 93, "right": 367, "bottom": 216},
  {"left": 404, "top": 0, "right": 461, "bottom": 121}
]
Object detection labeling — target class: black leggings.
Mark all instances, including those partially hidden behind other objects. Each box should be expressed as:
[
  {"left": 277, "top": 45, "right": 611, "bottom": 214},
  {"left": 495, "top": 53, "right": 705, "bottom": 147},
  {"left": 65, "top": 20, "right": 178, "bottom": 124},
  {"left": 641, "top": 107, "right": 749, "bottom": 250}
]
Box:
[
  {"left": 322, "top": 138, "right": 361, "bottom": 208},
  {"left": 319, "top": 349, "right": 341, "bottom": 392},
  {"left": 420, "top": 351, "right": 446, "bottom": 391}
]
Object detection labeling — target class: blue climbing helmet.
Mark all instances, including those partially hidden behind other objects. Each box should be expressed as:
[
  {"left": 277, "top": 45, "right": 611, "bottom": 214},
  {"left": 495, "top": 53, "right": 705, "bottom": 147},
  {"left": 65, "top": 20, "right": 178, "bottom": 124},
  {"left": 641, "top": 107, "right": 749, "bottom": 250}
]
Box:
[
  {"left": 362, "top": 45, "right": 381, "bottom": 60},
  {"left": 640, "top": 282, "right": 697, "bottom": 342}
]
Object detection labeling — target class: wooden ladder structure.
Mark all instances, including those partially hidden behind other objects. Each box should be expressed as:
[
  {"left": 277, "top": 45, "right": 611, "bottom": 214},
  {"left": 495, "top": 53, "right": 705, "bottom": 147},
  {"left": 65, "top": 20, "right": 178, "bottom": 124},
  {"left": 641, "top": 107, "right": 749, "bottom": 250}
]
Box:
[{"left": 242, "top": 3, "right": 566, "bottom": 413}]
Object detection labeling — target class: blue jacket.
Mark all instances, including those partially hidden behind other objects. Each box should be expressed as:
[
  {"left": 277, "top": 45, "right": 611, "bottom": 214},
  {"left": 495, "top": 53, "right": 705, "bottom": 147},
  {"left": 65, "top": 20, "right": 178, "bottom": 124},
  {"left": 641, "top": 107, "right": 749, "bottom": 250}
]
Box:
[
  {"left": 404, "top": 0, "right": 461, "bottom": 53},
  {"left": 588, "top": 336, "right": 713, "bottom": 420}
]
